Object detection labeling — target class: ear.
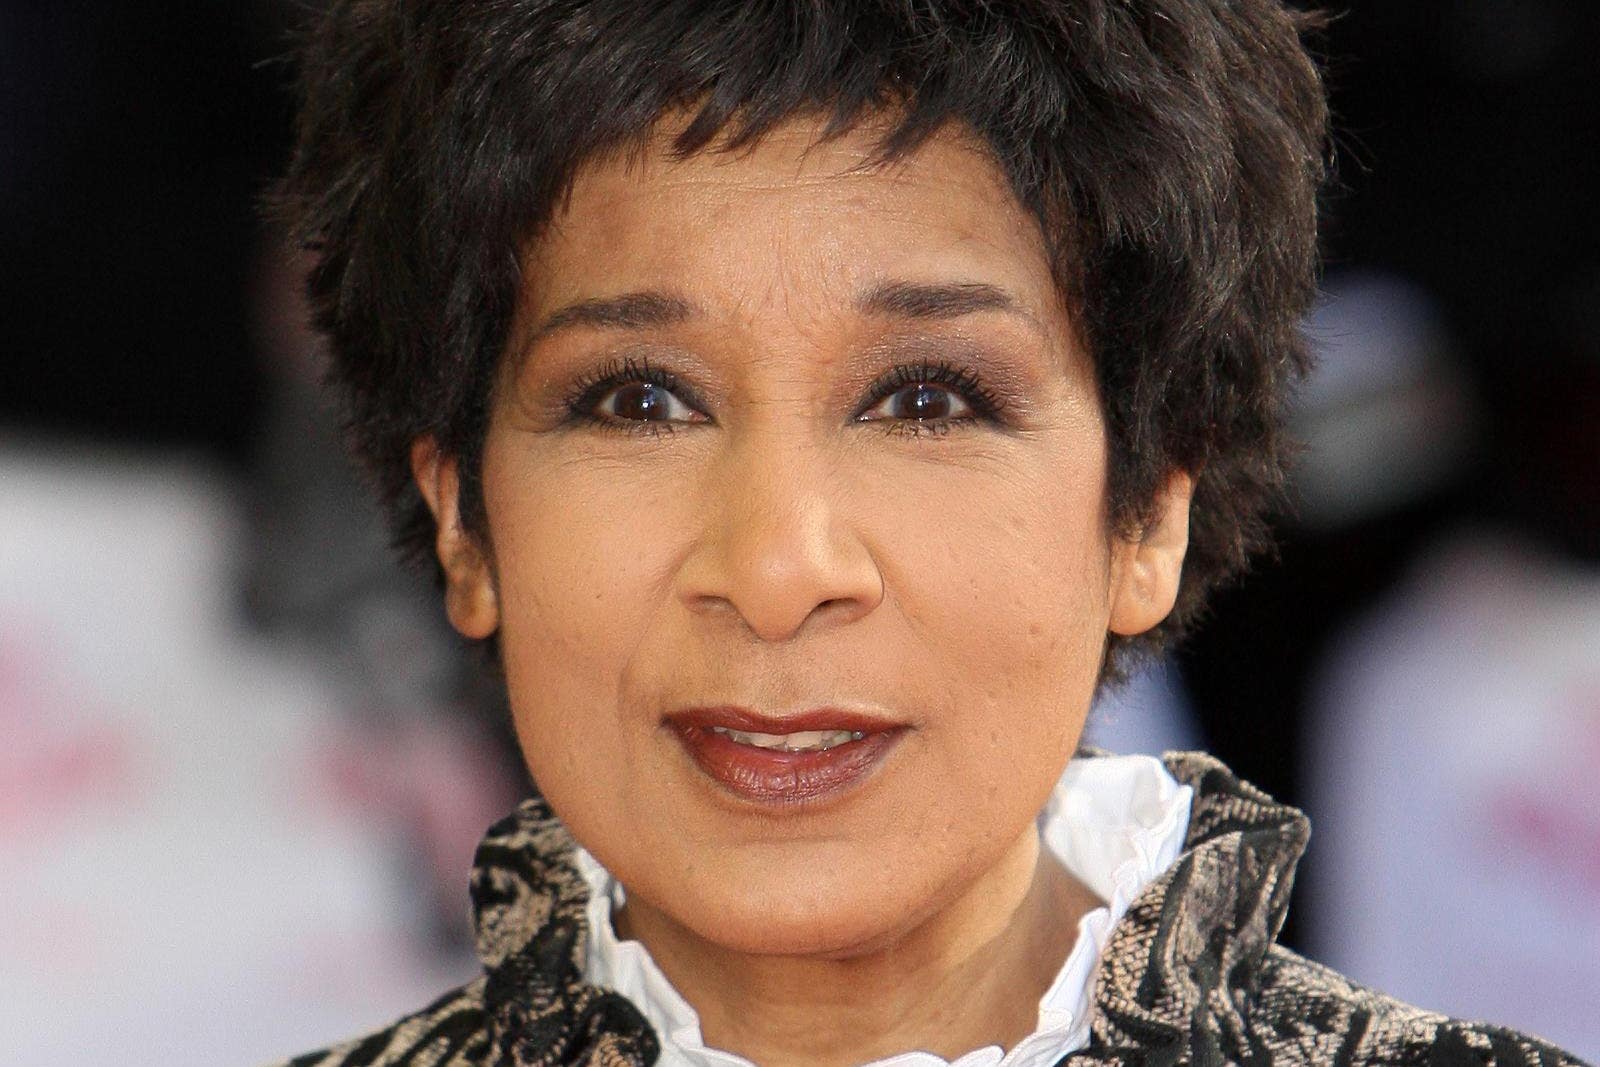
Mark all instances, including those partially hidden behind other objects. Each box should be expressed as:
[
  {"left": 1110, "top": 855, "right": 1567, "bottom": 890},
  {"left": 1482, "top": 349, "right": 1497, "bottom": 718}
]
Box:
[
  {"left": 410, "top": 436, "right": 500, "bottom": 640},
  {"left": 1107, "top": 471, "right": 1194, "bottom": 637}
]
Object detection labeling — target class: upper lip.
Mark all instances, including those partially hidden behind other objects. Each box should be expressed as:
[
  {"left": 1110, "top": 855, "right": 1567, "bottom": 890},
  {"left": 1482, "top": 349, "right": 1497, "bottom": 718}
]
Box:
[{"left": 665, "top": 704, "right": 906, "bottom": 734}]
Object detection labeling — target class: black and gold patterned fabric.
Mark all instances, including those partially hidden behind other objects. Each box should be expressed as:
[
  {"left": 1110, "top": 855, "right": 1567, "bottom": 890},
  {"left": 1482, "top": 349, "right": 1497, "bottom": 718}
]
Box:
[{"left": 278, "top": 751, "right": 1590, "bottom": 1067}]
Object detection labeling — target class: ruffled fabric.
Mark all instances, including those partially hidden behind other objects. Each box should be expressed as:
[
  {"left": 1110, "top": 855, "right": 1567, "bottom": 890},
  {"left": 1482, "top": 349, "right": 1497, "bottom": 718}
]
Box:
[
  {"left": 278, "top": 750, "right": 1593, "bottom": 1067},
  {"left": 575, "top": 753, "right": 1193, "bottom": 1067}
]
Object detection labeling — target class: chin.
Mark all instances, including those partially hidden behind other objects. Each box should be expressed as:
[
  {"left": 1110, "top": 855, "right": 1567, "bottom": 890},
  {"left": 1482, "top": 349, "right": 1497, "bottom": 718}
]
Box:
[
  {"left": 662, "top": 856, "right": 946, "bottom": 960},
  {"left": 683, "top": 898, "right": 917, "bottom": 960}
]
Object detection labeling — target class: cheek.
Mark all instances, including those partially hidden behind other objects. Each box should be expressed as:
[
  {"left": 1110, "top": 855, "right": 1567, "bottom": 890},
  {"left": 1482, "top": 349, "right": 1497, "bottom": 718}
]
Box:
[
  {"left": 882, "top": 448, "right": 1113, "bottom": 772},
  {"left": 481, "top": 451, "right": 688, "bottom": 778},
  {"left": 884, "top": 450, "right": 1112, "bottom": 663}
]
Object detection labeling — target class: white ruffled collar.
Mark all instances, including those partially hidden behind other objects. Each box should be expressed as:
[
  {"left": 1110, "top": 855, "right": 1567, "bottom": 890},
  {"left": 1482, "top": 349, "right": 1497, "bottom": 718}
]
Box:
[{"left": 572, "top": 752, "right": 1193, "bottom": 1067}]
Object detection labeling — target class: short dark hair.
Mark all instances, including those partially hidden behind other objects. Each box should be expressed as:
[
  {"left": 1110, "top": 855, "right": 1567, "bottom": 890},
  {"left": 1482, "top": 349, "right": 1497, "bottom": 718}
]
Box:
[{"left": 276, "top": 0, "right": 1329, "bottom": 677}]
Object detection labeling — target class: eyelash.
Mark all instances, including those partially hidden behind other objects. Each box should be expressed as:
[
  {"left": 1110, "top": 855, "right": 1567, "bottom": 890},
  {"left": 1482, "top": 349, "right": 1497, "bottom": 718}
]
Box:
[{"left": 559, "top": 354, "right": 1008, "bottom": 438}]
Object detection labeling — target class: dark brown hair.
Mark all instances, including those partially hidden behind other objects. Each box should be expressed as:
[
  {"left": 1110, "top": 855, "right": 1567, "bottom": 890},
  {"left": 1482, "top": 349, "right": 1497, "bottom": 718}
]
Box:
[{"left": 276, "top": 0, "right": 1330, "bottom": 676}]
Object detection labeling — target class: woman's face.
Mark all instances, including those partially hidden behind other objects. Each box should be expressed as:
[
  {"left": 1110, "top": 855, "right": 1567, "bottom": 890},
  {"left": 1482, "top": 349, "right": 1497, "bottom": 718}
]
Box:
[{"left": 418, "top": 116, "right": 1188, "bottom": 958}]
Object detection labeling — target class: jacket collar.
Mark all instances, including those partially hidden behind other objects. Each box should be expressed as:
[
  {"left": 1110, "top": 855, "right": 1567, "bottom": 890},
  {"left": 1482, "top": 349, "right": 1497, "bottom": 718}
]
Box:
[
  {"left": 1068, "top": 751, "right": 1311, "bottom": 1065},
  {"left": 469, "top": 800, "right": 659, "bottom": 1066},
  {"left": 467, "top": 750, "right": 1310, "bottom": 1066}
]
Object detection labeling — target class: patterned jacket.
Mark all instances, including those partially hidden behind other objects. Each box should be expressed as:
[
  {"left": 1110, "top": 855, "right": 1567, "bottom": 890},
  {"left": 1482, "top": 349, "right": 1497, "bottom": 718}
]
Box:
[{"left": 279, "top": 751, "right": 1590, "bottom": 1067}]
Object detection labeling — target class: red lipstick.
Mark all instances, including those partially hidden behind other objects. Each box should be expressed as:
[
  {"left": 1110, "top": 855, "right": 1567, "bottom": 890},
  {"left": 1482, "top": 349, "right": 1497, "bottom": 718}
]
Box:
[{"left": 665, "top": 706, "right": 905, "bottom": 806}]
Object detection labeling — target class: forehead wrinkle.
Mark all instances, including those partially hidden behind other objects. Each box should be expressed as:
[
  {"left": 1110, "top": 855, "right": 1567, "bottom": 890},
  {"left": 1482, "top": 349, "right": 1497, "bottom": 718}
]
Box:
[
  {"left": 675, "top": 193, "right": 851, "bottom": 337},
  {"left": 523, "top": 115, "right": 1075, "bottom": 372}
]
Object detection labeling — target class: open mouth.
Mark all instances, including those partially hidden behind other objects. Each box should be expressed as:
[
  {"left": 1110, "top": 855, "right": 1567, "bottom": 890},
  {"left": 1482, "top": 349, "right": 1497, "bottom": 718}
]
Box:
[
  {"left": 708, "top": 726, "right": 866, "bottom": 752},
  {"left": 666, "top": 707, "right": 906, "bottom": 806}
]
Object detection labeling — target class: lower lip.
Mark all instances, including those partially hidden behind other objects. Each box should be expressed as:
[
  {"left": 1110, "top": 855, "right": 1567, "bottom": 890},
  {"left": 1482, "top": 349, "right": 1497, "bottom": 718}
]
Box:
[{"left": 669, "top": 726, "right": 903, "bottom": 806}]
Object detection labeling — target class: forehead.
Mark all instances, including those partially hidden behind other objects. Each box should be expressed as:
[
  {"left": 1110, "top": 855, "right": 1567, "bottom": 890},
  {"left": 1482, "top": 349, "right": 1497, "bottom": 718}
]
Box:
[{"left": 520, "top": 116, "right": 1064, "bottom": 332}]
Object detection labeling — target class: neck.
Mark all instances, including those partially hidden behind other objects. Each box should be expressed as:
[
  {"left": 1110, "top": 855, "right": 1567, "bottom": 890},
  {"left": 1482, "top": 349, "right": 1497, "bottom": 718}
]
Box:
[{"left": 613, "top": 829, "right": 1102, "bottom": 1067}]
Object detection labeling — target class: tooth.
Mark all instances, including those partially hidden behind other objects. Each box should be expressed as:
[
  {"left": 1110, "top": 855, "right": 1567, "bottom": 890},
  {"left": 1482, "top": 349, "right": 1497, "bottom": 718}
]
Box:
[
  {"left": 710, "top": 726, "right": 871, "bottom": 751},
  {"left": 722, "top": 729, "right": 787, "bottom": 749}
]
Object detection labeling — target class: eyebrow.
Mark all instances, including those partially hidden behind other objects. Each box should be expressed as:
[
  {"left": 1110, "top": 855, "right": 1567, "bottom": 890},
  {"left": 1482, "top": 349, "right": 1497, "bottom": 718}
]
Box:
[
  {"left": 856, "top": 280, "right": 1027, "bottom": 321},
  {"left": 527, "top": 278, "right": 1034, "bottom": 346},
  {"left": 528, "top": 291, "right": 697, "bottom": 344}
]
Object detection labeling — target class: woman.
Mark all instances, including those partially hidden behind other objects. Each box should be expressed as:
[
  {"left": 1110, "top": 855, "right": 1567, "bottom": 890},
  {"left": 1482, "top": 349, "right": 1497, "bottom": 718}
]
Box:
[{"left": 273, "top": 2, "right": 1587, "bottom": 1065}]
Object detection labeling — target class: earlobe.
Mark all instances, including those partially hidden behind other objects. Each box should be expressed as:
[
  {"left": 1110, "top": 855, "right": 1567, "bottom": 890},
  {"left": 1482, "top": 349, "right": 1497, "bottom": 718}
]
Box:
[
  {"left": 410, "top": 437, "right": 500, "bottom": 640},
  {"left": 1108, "top": 471, "right": 1194, "bottom": 637}
]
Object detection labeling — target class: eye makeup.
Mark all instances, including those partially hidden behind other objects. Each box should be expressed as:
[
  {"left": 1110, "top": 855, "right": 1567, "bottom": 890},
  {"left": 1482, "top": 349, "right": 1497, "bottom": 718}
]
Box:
[
  {"left": 544, "top": 326, "right": 1049, "bottom": 441},
  {"left": 853, "top": 357, "right": 1009, "bottom": 421},
  {"left": 558, "top": 353, "right": 708, "bottom": 437},
  {"left": 552, "top": 342, "right": 1032, "bottom": 439}
]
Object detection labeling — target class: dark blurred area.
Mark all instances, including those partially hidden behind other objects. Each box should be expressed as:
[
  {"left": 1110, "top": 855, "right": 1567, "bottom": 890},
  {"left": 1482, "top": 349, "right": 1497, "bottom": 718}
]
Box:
[
  {"left": 1177, "top": 0, "right": 1600, "bottom": 946},
  {"left": 1183, "top": 0, "right": 1600, "bottom": 793},
  {"left": 2, "top": 1, "right": 1596, "bottom": 1062},
  {"left": 0, "top": 2, "right": 288, "bottom": 459}
]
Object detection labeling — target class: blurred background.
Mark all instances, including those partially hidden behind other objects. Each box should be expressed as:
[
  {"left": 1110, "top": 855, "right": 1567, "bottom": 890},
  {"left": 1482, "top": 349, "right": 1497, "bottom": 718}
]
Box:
[{"left": 1, "top": 2, "right": 1596, "bottom": 1062}]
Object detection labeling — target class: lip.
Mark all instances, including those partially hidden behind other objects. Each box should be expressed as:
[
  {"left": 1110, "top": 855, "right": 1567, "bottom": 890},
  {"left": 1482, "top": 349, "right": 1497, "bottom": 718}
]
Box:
[{"left": 665, "top": 705, "right": 908, "bottom": 807}]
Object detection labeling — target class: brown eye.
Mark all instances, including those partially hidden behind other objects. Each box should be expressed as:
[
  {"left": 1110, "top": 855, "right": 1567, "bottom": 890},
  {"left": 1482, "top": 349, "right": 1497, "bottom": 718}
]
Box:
[
  {"left": 852, "top": 357, "right": 1001, "bottom": 434},
  {"left": 563, "top": 356, "right": 712, "bottom": 432},
  {"left": 605, "top": 381, "right": 680, "bottom": 421},
  {"left": 897, "top": 384, "right": 954, "bottom": 420},
  {"left": 861, "top": 382, "right": 973, "bottom": 423}
]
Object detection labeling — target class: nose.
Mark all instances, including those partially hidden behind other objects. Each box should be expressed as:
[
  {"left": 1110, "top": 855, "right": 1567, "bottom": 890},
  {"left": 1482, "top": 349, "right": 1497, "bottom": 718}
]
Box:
[{"left": 677, "top": 433, "right": 884, "bottom": 643}]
